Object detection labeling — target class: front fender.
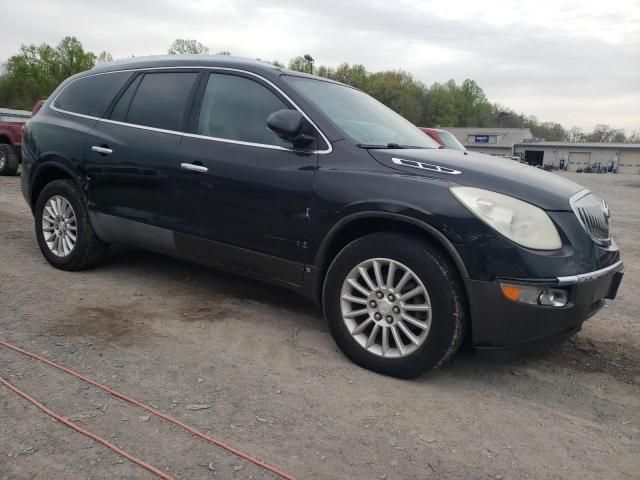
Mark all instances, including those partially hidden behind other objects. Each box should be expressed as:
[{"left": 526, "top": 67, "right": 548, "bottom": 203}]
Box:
[{"left": 313, "top": 209, "right": 471, "bottom": 281}]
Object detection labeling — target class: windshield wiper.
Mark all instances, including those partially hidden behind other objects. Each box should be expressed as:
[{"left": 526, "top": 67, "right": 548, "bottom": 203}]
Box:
[{"left": 356, "top": 143, "right": 427, "bottom": 149}]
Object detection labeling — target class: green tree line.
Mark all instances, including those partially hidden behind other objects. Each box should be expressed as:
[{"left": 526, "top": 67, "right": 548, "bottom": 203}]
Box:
[
  {"left": 0, "top": 37, "right": 111, "bottom": 111},
  {"left": 1, "top": 37, "right": 637, "bottom": 143}
]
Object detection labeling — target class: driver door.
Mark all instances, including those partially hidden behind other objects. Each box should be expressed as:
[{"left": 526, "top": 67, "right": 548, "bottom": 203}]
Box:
[{"left": 174, "top": 71, "right": 318, "bottom": 285}]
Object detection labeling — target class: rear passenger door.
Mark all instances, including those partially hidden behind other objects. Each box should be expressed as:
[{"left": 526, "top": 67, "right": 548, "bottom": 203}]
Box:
[
  {"left": 86, "top": 70, "right": 199, "bottom": 247},
  {"left": 174, "top": 71, "right": 319, "bottom": 285}
]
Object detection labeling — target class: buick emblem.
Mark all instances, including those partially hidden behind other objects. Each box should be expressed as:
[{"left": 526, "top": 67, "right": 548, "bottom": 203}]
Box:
[{"left": 602, "top": 200, "right": 611, "bottom": 224}]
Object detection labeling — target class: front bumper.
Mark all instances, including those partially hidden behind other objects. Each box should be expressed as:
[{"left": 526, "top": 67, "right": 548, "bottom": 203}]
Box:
[{"left": 468, "top": 261, "right": 624, "bottom": 355}]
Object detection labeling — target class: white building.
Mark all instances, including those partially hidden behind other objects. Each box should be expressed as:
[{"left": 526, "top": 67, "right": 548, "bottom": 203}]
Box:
[
  {"left": 443, "top": 127, "right": 533, "bottom": 156},
  {"left": 513, "top": 142, "right": 640, "bottom": 175}
]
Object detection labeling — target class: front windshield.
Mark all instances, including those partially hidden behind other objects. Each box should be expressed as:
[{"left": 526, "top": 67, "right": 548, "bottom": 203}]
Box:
[
  {"left": 438, "top": 130, "right": 466, "bottom": 151},
  {"left": 284, "top": 76, "right": 440, "bottom": 149}
]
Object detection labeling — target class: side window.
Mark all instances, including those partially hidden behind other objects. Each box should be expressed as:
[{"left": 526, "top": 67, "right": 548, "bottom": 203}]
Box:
[
  {"left": 125, "top": 72, "right": 198, "bottom": 131},
  {"left": 110, "top": 75, "right": 142, "bottom": 122},
  {"left": 197, "top": 73, "right": 291, "bottom": 147},
  {"left": 53, "top": 71, "right": 132, "bottom": 117}
]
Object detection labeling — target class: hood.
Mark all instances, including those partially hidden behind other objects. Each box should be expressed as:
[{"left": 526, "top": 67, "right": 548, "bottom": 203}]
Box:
[{"left": 369, "top": 148, "right": 584, "bottom": 211}]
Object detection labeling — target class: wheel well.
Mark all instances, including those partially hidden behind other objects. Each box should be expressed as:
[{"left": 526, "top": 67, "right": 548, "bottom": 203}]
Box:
[
  {"left": 31, "top": 164, "right": 75, "bottom": 208},
  {"left": 319, "top": 217, "right": 467, "bottom": 277},
  {"left": 317, "top": 216, "right": 472, "bottom": 345},
  {"left": 0, "top": 135, "right": 10, "bottom": 144}
]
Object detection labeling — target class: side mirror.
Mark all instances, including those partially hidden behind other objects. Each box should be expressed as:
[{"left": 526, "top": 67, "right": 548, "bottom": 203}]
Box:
[{"left": 266, "top": 109, "right": 315, "bottom": 148}]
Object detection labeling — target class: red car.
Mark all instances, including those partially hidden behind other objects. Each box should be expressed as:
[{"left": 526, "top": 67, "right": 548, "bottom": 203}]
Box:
[
  {"left": 420, "top": 127, "right": 466, "bottom": 151},
  {"left": 0, "top": 102, "right": 44, "bottom": 176}
]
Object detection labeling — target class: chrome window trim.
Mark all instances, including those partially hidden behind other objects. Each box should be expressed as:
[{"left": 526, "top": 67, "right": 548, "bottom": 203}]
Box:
[
  {"left": 49, "top": 66, "right": 333, "bottom": 154},
  {"left": 97, "top": 117, "right": 184, "bottom": 136},
  {"left": 556, "top": 260, "right": 623, "bottom": 285},
  {"left": 183, "top": 132, "right": 298, "bottom": 152}
]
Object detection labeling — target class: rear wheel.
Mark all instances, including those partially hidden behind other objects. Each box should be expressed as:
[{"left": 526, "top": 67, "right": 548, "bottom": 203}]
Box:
[
  {"left": 0, "top": 144, "right": 19, "bottom": 176},
  {"left": 35, "top": 179, "right": 107, "bottom": 270},
  {"left": 323, "top": 232, "right": 466, "bottom": 378}
]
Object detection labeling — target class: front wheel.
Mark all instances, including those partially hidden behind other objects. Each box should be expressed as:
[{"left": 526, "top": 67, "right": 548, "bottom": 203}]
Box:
[{"left": 323, "top": 232, "right": 467, "bottom": 378}]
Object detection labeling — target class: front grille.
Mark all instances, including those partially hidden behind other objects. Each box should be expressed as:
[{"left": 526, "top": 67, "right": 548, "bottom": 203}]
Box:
[{"left": 570, "top": 191, "right": 610, "bottom": 245}]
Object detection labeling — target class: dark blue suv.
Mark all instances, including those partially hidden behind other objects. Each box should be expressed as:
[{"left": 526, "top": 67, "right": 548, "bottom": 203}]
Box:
[{"left": 21, "top": 55, "right": 623, "bottom": 377}]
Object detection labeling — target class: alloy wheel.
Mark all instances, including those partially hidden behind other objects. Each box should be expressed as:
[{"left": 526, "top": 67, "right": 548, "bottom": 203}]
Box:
[
  {"left": 42, "top": 195, "right": 78, "bottom": 257},
  {"left": 340, "top": 258, "right": 432, "bottom": 358}
]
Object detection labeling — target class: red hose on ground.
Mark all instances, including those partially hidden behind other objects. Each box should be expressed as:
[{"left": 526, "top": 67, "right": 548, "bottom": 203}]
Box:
[
  {"left": 0, "top": 375, "right": 175, "bottom": 480},
  {"left": 0, "top": 339, "right": 297, "bottom": 480}
]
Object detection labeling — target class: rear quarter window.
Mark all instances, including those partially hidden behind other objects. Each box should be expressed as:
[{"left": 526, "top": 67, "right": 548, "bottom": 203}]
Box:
[{"left": 53, "top": 71, "right": 132, "bottom": 117}]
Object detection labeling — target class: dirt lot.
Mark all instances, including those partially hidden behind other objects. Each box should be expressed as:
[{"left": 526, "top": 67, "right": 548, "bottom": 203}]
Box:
[{"left": 1, "top": 171, "right": 639, "bottom": 479}]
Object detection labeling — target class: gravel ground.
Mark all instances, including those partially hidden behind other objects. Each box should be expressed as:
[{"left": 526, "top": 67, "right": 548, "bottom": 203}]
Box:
[{"left": 0, "top": 171, "right": 639, "bottom": 480}]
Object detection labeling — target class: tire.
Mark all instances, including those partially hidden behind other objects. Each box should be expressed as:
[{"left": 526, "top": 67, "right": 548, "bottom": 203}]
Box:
[
  {"left": 0, "top": 144, "right": 19, "bottom": 176},
  {"left": 35, "top": 179, "right": 107, "bottom": 271},
  {"left": 323, "top": 232, "right": 466, "bottom": 379}
]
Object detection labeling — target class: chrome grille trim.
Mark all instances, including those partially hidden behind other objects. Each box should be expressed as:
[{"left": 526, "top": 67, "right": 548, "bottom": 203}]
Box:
[{"left": 569, "top": 190, "right": 611, "bottom": 246}]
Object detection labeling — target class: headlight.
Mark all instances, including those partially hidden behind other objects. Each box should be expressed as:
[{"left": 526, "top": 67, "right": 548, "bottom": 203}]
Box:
[{"left": 450, "top": 187, "right": 562, "bottom": 250}]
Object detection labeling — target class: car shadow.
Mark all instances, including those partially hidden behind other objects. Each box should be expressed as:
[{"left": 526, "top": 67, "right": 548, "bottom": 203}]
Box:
[
  {"left": 94, "top": 245, "right": 639, "bottom": 384},
  {"left": 101, "top": 244, "right": 320, "bottom": 319}
]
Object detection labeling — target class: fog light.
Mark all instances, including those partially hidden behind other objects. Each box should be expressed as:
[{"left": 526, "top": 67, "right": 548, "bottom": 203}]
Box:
[
  {"left": 538, "top": 288, "right": 568, "bottom": 307},
  {"left": 500, "top": 283, "right": 568, "bottom": 307}
]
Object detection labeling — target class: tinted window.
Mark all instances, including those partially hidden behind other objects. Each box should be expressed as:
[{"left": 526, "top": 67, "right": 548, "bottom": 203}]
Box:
[
  {"left": 126, "top": 72, "right": 198, "bottom": 131},
  {"left": 197, "top": 73, "right": 291, "bottom": 146},
  {"left": 110, "top": 75, "right": 142, "bottom": 122},
  {"left": 53, "top": 71, "right": 132, "bottom": 117}
]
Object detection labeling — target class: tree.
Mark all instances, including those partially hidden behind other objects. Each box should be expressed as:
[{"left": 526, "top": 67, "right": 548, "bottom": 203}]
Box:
[
  {"left": 0, "top": 36, "right": 97, "bottom": 110},
  {"left": 215, "top": 51, "right": 231, "bottom": 56},
  {"left": 627, "top": 131, "right": 640, "bottom": 143},
  {"left": 487, "top": 106, "right": 526, "bottom": 128},
  {"left": 565, "top": 126, "right": 585, "bottom": 142},
  {"left": 56, "top": 36, "right": 96, "bottom": 78},
  {"left": 272, "top": 55, "right": 633, "bottom": 135},
  {"left": 422, "top": 81, "right": 459, "bottom": 127},
  {"left": 525, "top": 118, "right": 566, "bottom": 141},
  {"left": 167, "top": 39, "right": 209, "bottom": 55},
  {"left": 96, "top": 51, "right": 113, "bottom": 64},
  {"left": 330, "top": 64, "right": 368, "bottom": 90},
  {"left": 288, "top": 56, "right": 312, "bottom": 73},
  {"left": 457, "top": 79, "right": 491, "bottom": 127},
  {"left": 366, "top": 70, "right": 426, "bottom": 125},
  {"left": 584, "top": 124, "right": 625, "bottom": 143}
]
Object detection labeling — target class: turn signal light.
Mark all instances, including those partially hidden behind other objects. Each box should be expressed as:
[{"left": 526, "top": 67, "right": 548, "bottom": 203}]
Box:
[
  {"left": 500, "top": 283, "right": 568, "bottom": 307},
  {"left": 501, "top": 285, "right": 522, "bottom": 301}
]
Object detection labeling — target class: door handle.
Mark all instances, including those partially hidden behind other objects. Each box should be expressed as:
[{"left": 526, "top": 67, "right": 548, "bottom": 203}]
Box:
[
  {"left": 91, "top": 146, "right": 113, "bottom": 155},
  {"left": 181, "top": 162, "right": 208, "bottom": 173}
]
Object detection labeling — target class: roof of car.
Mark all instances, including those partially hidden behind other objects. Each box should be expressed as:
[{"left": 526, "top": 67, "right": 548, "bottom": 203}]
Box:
[
  {"left": 89, "top": 54, "right": 276, "bottom": 74},
  {"left": 88, "top": 55, "right": 340, "bottom": 84}
]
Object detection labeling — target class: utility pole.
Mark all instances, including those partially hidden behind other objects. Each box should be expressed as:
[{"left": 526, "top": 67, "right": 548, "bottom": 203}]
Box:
[{"left": 304, "top": 54, "right": 314, "bottom": 75}]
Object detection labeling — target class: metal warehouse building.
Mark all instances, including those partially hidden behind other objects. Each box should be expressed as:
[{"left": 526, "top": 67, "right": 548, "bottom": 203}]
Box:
[
  {"left": 514, "top": 142, "right": 640, "bottom": 174},
  {"left": 444, "top": 127, "right": 533, "bottom": 156}
]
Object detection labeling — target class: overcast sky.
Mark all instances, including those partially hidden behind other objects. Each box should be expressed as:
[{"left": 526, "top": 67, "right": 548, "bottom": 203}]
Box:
[{"left": 5, "top": 0, "right": 640, "bottom": 131}]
